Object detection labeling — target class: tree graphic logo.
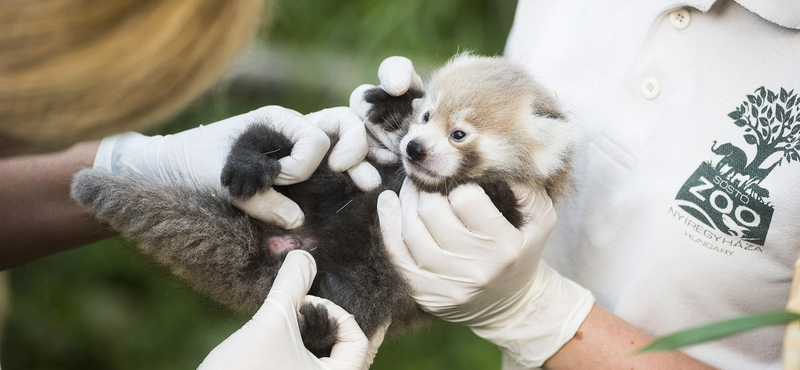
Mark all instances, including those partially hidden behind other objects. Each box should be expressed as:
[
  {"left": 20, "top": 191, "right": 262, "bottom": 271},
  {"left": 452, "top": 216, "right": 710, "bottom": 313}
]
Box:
[{"left": 675, "top": 87, "right": 799, "bottom": 246}]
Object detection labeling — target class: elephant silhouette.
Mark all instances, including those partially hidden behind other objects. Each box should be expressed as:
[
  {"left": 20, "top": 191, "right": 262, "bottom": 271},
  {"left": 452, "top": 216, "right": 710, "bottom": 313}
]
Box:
[{"left": 711, "top": 141, "right": 748, "bottom": 177}]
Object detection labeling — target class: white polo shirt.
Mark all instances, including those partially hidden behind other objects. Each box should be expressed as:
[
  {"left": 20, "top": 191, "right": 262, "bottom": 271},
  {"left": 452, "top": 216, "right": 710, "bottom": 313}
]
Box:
[{"left": 505, "top": 1, "right": 800, "bottom": 369}]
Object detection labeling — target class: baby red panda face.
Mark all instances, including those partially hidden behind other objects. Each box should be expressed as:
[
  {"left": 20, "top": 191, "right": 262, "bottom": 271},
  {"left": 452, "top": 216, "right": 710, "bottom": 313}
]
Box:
[
  {"left": 399, "top": 93, "right": 526, "bottom": 193},
  {"left": 400, "top": 99, "right": 480, "bottom": 190}
]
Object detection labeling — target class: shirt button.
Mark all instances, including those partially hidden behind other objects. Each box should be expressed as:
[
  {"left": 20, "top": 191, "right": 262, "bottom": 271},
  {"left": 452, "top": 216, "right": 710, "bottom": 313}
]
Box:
[
  {"left": 669, "top": 8, "right": 691, "bottom": 30},
  {"left": 641, "top": 77, "right": 660, "bottom": 100}
]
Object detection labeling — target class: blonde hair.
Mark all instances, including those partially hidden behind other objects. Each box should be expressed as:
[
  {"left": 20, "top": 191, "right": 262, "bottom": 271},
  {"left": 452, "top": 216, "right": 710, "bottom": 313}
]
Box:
[{"left": 0, "top": 0, "right": 266, "bottom": 150}]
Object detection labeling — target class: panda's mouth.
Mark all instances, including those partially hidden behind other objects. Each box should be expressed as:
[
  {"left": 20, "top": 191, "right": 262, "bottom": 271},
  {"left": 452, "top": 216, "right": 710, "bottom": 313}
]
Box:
[{"left": 403, "top": 157, "right": 440, "bottom": 179}]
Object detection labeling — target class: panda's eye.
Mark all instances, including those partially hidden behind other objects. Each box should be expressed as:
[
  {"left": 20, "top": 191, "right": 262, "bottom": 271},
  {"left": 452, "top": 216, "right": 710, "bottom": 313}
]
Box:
[
  {"left": 451, "top": 130, "right": 467, "bottom": 142},
  {"left": 422, "top": 111, "right": 430, "bottom": 123}
]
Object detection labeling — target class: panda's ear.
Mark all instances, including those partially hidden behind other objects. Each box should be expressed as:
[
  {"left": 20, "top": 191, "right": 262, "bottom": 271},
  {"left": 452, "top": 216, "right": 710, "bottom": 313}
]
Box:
[{"left": 531, "top": 95, "right": 566, "bottom": 120}]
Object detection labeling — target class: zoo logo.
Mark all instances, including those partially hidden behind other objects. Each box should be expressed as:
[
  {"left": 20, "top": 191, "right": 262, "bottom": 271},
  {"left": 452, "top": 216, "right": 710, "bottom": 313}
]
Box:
[{"left": 676, "top": 87, "right": 799, "bottom": 246}]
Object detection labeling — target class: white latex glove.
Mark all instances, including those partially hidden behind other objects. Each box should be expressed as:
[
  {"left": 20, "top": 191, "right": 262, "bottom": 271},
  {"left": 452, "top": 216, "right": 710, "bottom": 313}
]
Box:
[
  {"left": 349, "top": 56, "right": 423, "bottom": 164},
  {"left": 377, "top": 180, "right": 595, "bottom": 369},
  {"left": 198, "top": 250, "right": 381, "bottom": 370},
  {"left": 93, "top": 106, "right": 380, "bottom": 229}
]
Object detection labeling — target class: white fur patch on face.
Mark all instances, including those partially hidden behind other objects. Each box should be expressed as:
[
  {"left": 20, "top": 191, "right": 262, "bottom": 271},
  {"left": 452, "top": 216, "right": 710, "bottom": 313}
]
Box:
[
  {"left": 477, "top": 134, "right": 517, "bottom": 171},
  {"left": 400, "top": 123, "right": 461, "bottom": 183}
]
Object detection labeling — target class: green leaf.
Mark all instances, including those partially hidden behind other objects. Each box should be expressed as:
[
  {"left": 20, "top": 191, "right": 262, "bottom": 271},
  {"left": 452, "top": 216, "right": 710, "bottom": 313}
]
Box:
[
  {"left": 635, "top": 310, "right": 800, "bottom": 354},
  {"left": 781, "top": 88, "right": 788, "bottom": 103},
  {"left": 788, "top": 95, "right": 796, "bottom": 110},
  {"left": 753, "top": 107, "right": 759, "bottom": 118},
  {"left": 757, "top": 86, "right": 766, "bottom": 99},
  {"left": 734, "top": 119, "right": 748, "bottom": 127},
  {"left": 768, "top": 107, "right": 773, "bottom": 119},
  {"left": 760, "top": 117, "right": 768, "bottom": 126},
  {"left": 728, "top": 111, "right": 742, "bottom": 120},
  {"left": 756, "top": 95, "right": 763, "bottom": 107},
  {"left": 772, "top": 125, "right": 780, "bottom": 134},
  {"left": 748, "top": 94, "right": 757, "bottom": 104},
  {"left": 791, "top": 125, "right": 800, "bottom": 135},
  {"left": 777, "top": 105, "right": 786, "bottom": 122},
  {"left": 762, "top": 128, "right": 770, "bottom": 138},
  {"left": 768, "top": 91, "right": 777, "bottom": 103},
  {"left": 745, "top": 134, "right": 757, "bottom": 144}
]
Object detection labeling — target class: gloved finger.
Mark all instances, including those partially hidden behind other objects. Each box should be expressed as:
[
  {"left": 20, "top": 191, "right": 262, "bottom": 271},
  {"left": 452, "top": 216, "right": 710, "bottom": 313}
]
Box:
[
  {"left": 378, "top": 56, "right": 423, "bottom": 96},
  {"left": 412, "top": 191, "right": 486, "bottom": 275},
  {"left": 377, "top": 190, "right": 418, "bottom": 273},
  {"left": 511, "top": 185, "right": 558, "bottom": 232},
  {"left": 304, "top": 107, "right": 369, "bottom": 173},
  {"left": 251, "top": 106, "right": 331, "bottom": 186},
  {"left": 306, "top": 296, "right": 369, "bottom": 370},
  {"left": 416, "top": 190, "right": 485, "bottom": 255},
  {"left": 349, "top": 84, "right": 376, "bottom": 121},
  {"left": 231, "top": 188, "right": 305, "bottom": 229},
  {"left": 448, "top": 184, "right": 519, "bottom": 238},
  {"left": 347, "top": 161, "right": 382, "bottom": 192},
  {"left": 260, "top": 250, "right": 317, "bottom": 316},
  {"left": 363, "top": 321, "right": 390, "bottom": 370},
  {"left": 398, "top": 179, "right": 455, "bottom": 272}
]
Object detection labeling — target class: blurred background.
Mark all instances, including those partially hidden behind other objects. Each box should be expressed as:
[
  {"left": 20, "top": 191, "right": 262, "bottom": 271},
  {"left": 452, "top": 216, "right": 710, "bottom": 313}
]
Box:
[{"left": 1, "top": 0, "right": 518, "bottom": 368}]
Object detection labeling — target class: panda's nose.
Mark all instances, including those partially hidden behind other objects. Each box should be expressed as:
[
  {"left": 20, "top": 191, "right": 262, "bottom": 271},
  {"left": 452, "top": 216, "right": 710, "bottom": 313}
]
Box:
[{"left": 406, "top": 140, "right": 426, "bottom": 161}]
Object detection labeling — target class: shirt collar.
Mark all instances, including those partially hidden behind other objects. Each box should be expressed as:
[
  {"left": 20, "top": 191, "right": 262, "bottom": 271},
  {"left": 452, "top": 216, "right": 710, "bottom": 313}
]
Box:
[
  {"left": 665, "top": 0, "right": 800, "bottom": 29},
  {"left": 734, "top": 0, "right": 800, "bottom": 29}
]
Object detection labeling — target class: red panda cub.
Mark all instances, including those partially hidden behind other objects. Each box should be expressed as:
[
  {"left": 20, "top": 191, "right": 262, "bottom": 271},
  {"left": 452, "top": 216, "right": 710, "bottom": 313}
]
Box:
[
  {"left": 396, "top": 54, "right": 573, "bottom": 200},
  {"left": 71, "top": 54, "right": 575, "bottom": 357}
]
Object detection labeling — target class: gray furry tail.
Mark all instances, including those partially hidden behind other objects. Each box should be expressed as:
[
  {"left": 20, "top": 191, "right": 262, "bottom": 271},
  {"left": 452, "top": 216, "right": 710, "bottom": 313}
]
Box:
[{"left": 70, "top": 168, "right": 280, "bottom": 314}]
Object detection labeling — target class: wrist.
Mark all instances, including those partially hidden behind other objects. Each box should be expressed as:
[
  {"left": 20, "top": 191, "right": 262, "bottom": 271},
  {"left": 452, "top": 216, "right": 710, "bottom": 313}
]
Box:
[
  {"left": 93, "top": 133, "right": 127, "bottom": 171},
  {"left": 94, "top": 132, "right": 164, "bottom": 177},
  {"left": 470, "top": 261, "right": 595, "bottom": 369}
]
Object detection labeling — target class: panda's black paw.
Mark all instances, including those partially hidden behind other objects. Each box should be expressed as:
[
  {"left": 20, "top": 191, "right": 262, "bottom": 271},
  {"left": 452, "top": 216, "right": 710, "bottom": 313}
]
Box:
[{"left": 221, "top": 123, "right": 293, "bottom": 199}]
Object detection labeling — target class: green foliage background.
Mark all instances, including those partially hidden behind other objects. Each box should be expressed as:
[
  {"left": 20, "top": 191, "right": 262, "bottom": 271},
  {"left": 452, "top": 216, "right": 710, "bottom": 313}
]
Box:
[{"left": 2, "top": 0, "right": 517, "bottom": 369}]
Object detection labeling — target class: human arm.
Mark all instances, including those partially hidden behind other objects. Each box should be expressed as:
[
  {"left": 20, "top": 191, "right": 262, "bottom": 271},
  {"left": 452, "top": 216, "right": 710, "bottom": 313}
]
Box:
[
  {"left": 542, "top": 303, "right": 715, "bottom": 370},
  {"left": 377, "top": 182, "right": 717, "bottom": 369},
  {"left": 0, "top": 140, "right": 114, "bottom": 269},
  {"left": 199, "top": 250, "right": 383, "bottom": 370},
  {"left": 1, "top": 106, "right": 378, "bottom": 269}
]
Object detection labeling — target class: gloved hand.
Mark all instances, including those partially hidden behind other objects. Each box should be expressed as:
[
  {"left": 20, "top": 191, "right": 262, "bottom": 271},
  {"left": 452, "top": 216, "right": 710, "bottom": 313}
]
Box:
[
  {"left": 198, "top": 250, "right": 382, "bottom": 370},
  {"left": 93, "top": 106, "right": 380, "bottom": 229},
  {"left": 377, "top": 180, "right": 595, "bottom": 369},
  {"left": 349, "top": 56, "right": 423, "bottom": 164}
]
